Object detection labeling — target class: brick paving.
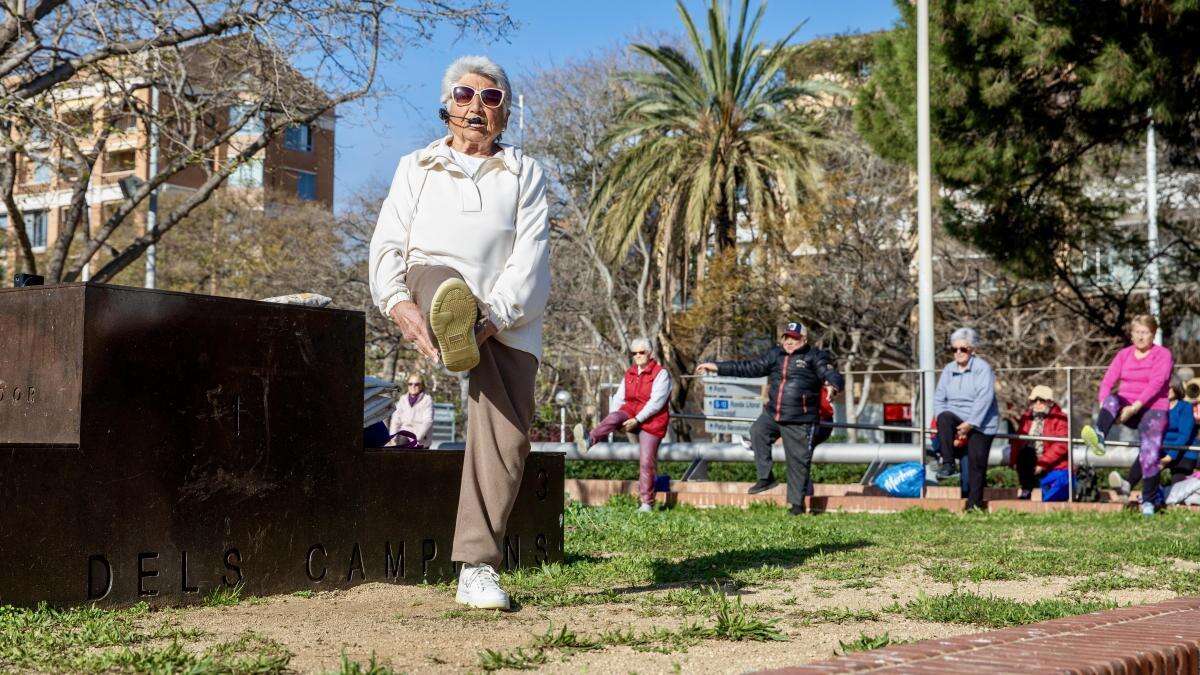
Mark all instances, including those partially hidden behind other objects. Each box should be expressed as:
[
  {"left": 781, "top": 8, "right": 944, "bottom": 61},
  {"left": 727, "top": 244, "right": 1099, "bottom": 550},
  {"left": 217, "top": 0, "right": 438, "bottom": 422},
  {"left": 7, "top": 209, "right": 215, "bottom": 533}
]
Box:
[{"left": 758, "top": 597, "right": 1200, "bottom": 674}]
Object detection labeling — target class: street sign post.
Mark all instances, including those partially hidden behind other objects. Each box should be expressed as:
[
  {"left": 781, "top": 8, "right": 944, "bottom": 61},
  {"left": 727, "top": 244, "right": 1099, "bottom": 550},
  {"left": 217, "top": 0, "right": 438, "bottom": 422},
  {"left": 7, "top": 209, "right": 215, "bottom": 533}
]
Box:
[{"left": 701, "top": 376, "right": 765, "bottom": 436}]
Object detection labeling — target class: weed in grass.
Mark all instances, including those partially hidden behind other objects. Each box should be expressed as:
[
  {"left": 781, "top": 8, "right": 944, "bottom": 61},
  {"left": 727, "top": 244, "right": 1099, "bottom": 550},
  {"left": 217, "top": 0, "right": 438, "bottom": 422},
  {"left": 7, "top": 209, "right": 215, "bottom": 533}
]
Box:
[
  {"left": 292, "top": 590, "right": 315, "bottom": 599},
  {"left": 530, "top": 624, "right": 600, "bottom": 653},
  {"left": 730, "top": 563, "right": 788, "bottom": 584},
  {"left": 477, "top": 646, "right": 548, "bottom": 671},
  {"left": 1067, "top": 569, "right": 1188, "bottom": 595},
  {"left": 95, "top": 630, "right": 291, "bottom": 673},
  {"left": 146, "top": 623, "right": 208, "bottom": 641},
  {"left": 646, "top": 587, "right": 724, "bottom": 615},
  {"left": 633, "top": 624, "right": 711, "bottom": 653},
  {"left": 904, "top": 591, "right": 1116, "bottom": 628},
  {"left": 514, "top": 589, "right": 622, "bottom": 608},
  {"left": 793, "top": 607, "right": 881, "bottom": 626},
  {"left": 711, "top": 595, "right": 786, "bottom": 642},
  {"left": 835, "top": 632, "right": 900, "bottom": 655},
  {"left": 204, "top": 582, "right": 244, "bottom": 607},
  {"left": 841, "top": 579, "right": 876, "bottom": 590},
  {"left": 335, "top": 650, "right": 397, "bottom": 674},
  {"left": 0, "top": 604, "right": 292, "bottom": 673},
  {"left": 595, "top": 625, "right": 643, "bottom": 647},
  {"left": 478, "top": 596, "right": 786, "bottom": 671}
]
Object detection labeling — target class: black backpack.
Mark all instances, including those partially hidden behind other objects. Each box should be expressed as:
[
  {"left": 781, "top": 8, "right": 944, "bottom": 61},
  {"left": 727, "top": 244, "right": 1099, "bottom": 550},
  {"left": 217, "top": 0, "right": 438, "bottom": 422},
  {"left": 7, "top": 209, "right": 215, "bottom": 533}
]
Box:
[{"left": 1074, "top": 465, "right": 1101, "bottom": 502}]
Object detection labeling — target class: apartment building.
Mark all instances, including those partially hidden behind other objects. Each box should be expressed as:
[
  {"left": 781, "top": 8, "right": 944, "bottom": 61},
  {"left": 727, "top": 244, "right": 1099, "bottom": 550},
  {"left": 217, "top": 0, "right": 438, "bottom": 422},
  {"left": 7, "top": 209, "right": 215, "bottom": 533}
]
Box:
[{"left": 1, "top": 42, "right": 335, "bottom": 282}]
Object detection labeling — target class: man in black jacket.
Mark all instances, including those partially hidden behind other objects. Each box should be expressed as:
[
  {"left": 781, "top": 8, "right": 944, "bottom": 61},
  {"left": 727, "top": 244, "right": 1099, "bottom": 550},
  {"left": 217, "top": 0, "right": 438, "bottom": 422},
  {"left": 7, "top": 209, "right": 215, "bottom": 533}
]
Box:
[{"left": 696, "top": 322, "right": 843, "bottom": 514}]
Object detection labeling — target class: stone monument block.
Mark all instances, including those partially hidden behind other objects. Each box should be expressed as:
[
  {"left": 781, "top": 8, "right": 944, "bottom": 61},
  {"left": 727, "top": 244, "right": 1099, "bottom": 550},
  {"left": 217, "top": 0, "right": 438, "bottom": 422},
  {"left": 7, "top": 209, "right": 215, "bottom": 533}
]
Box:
[{"left": 0, "top": 283, "right": 564, "bottom": 607}]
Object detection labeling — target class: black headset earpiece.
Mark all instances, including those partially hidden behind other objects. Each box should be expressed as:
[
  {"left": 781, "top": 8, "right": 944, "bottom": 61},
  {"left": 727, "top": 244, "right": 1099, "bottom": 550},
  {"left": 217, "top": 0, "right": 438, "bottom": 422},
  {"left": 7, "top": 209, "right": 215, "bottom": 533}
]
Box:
[{"left": 438, "top": 108, "right": 450, "bottom": 123}]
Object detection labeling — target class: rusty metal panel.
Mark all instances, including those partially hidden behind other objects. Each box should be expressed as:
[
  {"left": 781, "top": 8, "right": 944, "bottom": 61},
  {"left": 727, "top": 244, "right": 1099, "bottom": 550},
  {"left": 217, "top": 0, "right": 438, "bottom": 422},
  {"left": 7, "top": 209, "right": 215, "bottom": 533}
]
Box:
[
  {"left": 0, "top": 284, "right": 84, "bottom": 447},
  {"left": 0, "top": 283, "right": 564, "bottom": 607}
]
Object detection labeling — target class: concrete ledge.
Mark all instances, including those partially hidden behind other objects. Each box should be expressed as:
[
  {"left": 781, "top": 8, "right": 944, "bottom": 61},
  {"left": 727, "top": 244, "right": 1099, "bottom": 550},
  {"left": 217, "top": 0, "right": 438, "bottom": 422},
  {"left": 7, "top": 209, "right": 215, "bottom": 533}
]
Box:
[{"left": 759, "top": 596, "right": 1200, "bottom": 674}]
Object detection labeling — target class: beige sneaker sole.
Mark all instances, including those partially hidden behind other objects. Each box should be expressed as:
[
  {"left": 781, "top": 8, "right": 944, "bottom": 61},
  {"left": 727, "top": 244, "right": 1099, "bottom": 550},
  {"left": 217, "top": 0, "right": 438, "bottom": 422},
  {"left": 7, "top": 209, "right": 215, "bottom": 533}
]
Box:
[
  {"left": 573, "top": 423, "right": 588, "bottom": 455},
  {"left": 430, "top": 278, "right": 479, "bottom": 372}
]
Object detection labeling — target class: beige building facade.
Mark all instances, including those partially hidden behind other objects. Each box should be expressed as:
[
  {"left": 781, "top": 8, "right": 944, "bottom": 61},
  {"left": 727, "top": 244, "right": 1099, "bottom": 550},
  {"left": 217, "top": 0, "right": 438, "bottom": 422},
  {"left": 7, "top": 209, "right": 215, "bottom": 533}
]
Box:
[{"left": 2, "top": 78, "right": 335, "bottom": 284}]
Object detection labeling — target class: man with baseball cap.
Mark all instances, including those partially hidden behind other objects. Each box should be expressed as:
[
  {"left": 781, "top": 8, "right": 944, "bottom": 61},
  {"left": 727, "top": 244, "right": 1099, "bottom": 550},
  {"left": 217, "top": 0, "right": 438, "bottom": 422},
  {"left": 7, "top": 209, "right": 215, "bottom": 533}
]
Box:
[{"left": 696, "top": 321, "right": 844, "bottom": 514}]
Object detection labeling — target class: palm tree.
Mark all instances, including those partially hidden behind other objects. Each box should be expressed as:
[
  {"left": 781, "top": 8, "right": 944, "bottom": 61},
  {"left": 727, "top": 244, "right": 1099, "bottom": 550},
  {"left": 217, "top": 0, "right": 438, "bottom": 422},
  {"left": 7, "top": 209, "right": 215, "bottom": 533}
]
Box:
[{"left": 592, "top": 0, "right": 831, "bottom": 282}]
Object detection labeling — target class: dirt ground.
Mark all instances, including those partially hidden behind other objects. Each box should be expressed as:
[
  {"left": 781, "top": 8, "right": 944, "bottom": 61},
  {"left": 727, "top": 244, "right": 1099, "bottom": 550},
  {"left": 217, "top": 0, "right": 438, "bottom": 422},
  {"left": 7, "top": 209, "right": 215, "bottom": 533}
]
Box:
[{"left": 152, "top": 569, "right": 1174, "bottom": 674}]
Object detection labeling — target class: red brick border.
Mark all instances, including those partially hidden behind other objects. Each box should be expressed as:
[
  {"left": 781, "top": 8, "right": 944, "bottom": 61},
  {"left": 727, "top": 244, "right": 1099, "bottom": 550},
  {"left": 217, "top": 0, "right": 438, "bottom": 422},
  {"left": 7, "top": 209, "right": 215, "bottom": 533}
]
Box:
[
  {"left": 758, "top": 597, "right": 1200, "bottom": 674},
  {"left": 563, "top": 479, "right": 1160, "bottom": 513}
]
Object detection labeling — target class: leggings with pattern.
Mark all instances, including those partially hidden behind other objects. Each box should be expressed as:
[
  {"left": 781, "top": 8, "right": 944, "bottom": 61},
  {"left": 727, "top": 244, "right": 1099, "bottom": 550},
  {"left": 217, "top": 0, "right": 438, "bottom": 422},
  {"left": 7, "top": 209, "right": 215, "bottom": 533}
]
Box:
[{"left": 1098, "top": 394, "right": 1168, "bottom": 502}]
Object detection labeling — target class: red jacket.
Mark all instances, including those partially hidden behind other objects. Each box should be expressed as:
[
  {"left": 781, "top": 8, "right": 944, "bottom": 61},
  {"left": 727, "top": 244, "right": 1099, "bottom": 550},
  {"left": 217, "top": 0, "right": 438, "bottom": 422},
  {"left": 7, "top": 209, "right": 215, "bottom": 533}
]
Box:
[
  {"left": 620, "top": 359, "right": 670, "bottom": 438},
  {"left": 1010, "top": 404, "right": 1069, "bottom": 471}
]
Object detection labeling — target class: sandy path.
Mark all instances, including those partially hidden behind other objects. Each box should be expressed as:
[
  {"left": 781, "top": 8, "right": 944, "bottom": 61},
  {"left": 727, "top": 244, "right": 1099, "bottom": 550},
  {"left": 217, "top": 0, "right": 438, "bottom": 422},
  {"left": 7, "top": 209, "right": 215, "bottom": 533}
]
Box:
[{"left": 154, "top": 568, "right": 1174, "bottom": 673}]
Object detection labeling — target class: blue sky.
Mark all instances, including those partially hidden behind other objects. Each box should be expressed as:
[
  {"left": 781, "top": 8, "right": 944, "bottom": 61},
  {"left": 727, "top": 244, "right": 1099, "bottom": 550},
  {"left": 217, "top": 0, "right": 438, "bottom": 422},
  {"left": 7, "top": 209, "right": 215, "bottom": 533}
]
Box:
[{"left": 333, "top": 0, "right": 901, "bottom": 211}]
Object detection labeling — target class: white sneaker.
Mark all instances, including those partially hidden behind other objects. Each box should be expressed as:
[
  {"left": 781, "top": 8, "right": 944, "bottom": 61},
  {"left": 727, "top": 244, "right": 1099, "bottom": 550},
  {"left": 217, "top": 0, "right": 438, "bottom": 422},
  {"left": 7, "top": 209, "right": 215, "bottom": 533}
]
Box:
[
  {"left": 638, "top": 503, "right": 653, "bottom": 513},
  {"left": 455, "top": 563, "right": 510, "bottom": 610},
  {"left": 572, "top": 423, "right": 588, "bottom": 455},
  {"left": 1108, "top": 471, "right": 1130, "bottom": 496}
]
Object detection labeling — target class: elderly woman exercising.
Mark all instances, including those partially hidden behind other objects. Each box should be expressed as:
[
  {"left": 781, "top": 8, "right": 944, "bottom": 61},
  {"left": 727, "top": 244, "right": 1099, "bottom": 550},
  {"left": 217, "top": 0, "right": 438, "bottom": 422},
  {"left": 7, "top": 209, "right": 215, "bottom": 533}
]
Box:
[
  {"left": 369, "top": 55, "right": 550, "bottom": 609},
  {"left": 573, "top": 337, "right": 672, "bottom": 513},
  {"left": 1082, "top": 315, "right": 1175, "bottom": 517}
]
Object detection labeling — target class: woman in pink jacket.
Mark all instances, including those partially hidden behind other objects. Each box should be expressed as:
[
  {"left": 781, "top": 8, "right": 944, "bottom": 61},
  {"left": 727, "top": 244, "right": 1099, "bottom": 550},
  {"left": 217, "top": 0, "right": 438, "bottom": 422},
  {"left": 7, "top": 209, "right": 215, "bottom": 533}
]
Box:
[{"left": 1082, "top": 315, "right": 1175, "bottom": 516}]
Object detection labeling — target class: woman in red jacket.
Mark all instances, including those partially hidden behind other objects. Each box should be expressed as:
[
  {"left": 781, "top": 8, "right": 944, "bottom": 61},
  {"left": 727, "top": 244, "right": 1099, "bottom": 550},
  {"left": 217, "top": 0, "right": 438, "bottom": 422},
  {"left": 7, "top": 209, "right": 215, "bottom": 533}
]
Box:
[
  {"left": 1009, "top": 385, "right": 1069, "bottom": 500},
  {"left": 574, "top": 338, "right": 671, "bottom": 512}
]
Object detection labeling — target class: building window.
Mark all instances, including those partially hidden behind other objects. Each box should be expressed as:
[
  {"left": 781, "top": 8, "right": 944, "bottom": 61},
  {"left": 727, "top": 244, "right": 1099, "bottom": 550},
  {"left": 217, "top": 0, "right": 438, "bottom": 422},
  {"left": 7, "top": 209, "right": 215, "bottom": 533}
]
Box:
[
  {"left": 229, "top": 104, "right": 264, "bottom": 135},
  {"left": 26, "top": 125, "right": 50, "bottom": 147},
  {"left": 8, "top": 210, "right": 48, "bottom": 250},
  {"left": 294, "top": 171, "right": 317, "bottom": 201},
  {"left": 284, "top": 124, "right": 312, "bottom": 152},
  {"left": 229, "top": 157, "right": 264, "bottom": 188},
  {"left": 27, "top": 156, "right": 53, "bottom": 184},
  {"left": 107, "top": 110, "right": 137, "bottom": 133},
  {"left": 104, "top": 149, "right": 136, "bottom": 174},
  {"left": 62, "top": 108, "right": 94, "bottom": 136}
]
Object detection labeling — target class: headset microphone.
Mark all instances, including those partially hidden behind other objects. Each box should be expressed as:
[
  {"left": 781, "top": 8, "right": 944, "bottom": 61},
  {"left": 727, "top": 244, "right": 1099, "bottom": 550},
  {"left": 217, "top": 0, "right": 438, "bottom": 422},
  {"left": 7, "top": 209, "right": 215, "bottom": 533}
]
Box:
[{"left": 439, "top": 108, "right": 484, "bottom": 125}]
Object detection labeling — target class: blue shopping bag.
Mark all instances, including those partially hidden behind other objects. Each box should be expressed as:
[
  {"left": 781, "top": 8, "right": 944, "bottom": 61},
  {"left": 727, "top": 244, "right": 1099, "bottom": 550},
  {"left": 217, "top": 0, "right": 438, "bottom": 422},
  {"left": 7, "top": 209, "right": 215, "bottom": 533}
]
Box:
[
  {"left": 874, "top": 462, "right": 924, "bottom": 498},
  {"left": 1040, "top": 469, "right": 1070, "bottom": 502}
]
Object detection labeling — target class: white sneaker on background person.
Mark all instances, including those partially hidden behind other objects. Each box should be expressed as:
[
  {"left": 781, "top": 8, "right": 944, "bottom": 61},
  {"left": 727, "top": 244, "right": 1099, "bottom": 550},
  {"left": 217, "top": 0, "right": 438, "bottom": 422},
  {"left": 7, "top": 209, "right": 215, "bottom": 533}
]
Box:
[
  {"left": 1108, "top": 470, "right": 1131, "bottom": 496},
  {"left": 455, "top": 563, "right": 510, "bottom": 610},
  {"left": 638, "top": 503, "right": 653, "bottom": 513}
]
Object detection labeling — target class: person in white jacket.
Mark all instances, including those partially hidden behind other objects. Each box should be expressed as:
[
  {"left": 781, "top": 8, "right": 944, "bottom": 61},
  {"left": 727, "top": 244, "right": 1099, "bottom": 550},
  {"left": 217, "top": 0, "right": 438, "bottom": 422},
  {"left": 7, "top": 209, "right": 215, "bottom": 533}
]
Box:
[
  {"left": 388, "top": 375, "right": 434, "bottom": 448},
  {"left": 368, "top": 55, "right": 550, "bottom": 611}
]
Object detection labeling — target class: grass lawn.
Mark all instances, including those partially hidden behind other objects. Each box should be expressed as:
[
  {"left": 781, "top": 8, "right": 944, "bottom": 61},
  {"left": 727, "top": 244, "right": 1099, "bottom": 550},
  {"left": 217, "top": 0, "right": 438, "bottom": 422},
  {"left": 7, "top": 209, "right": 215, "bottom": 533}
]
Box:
[{"left": 4, "top": 500, "right": 1198, "bottom": 672}]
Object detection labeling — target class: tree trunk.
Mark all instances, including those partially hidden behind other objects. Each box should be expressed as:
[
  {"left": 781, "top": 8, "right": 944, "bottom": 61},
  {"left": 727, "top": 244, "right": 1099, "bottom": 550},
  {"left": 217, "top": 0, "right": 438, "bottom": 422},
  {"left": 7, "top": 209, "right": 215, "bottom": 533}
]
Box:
[
  {"left": 1, "top": 149, "right": 38, "bottom": 277},
  {"left": 713, "top": 192, "right": 736, "bottom": 252}
]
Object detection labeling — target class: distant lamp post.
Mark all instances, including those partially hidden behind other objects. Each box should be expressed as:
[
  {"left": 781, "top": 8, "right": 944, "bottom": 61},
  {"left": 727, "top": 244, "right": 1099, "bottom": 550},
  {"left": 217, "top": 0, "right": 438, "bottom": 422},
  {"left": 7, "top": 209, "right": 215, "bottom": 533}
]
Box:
[{"left": 554, "top": 390, "right": 572, "bottom": 443}]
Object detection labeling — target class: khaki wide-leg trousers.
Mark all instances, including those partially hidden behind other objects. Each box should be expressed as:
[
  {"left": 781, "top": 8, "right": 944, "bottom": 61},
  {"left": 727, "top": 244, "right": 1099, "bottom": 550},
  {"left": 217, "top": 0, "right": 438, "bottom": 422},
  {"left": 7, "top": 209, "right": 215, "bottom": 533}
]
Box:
[{"left": 407, "top": 265, "right": 539, "bottom": 569}]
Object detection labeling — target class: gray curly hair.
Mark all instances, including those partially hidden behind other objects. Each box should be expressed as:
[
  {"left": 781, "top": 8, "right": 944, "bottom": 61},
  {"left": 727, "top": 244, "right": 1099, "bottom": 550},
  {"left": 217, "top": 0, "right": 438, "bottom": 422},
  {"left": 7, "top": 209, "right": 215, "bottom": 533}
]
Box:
[
  {"left": 441, "top": 55, "right": 512, "bottom": 116},
  {"left": 949, "top": 327, "right": 980, "bottom": 348}
]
